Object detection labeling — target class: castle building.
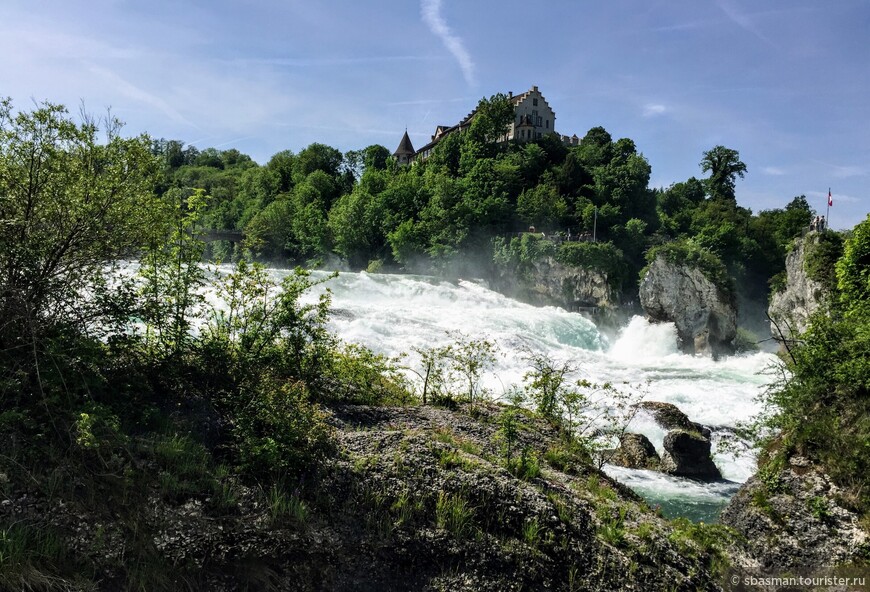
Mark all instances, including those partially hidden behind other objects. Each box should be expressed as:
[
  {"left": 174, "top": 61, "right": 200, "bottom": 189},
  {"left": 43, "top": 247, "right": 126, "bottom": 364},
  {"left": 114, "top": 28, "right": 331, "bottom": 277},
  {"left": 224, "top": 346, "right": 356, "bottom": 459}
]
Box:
[{"left": 393, "top": 85, "right": 578, "bottom": 163}]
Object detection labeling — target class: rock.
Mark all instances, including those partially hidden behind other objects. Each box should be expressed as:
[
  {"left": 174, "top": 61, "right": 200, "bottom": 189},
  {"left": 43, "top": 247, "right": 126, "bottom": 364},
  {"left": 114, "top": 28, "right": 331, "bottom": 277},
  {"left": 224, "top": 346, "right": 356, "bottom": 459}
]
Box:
[
  {"left": 609, "top": 433, "right": 661, "bottom": 470},
  {"left": 721, "top": 458, "right": 870, "bottom": 570},
  {"left": 496, "top": 255, "right": 614, "bottom": 311},
  {"left": 637, "top": 401, "right": 711, "bottom": 438},
  {"left": 768, "top": 233, "right": 830, "bottom": 342},
  {"left": 660, "top": 429, "right": 722, "bottom": 481},
  {"left": 639, "top": 254, "right": 737, "bottom": 357}
]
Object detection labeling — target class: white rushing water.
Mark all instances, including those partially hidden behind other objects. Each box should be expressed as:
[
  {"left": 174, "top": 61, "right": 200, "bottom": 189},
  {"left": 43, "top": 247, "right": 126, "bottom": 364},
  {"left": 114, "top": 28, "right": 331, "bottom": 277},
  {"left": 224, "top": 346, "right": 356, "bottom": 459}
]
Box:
[{"left": 286, "top": 269, "right": 778, "bottom": 521}]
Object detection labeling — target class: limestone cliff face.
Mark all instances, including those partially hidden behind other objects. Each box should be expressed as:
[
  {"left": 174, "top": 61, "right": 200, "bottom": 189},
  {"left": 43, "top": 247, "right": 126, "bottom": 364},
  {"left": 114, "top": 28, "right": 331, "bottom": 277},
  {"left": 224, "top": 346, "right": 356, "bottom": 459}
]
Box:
[
  {"left": 721, "top": 456, "right": 869, "bottom": 570},
  {"left": 768, "top": 234, "right": 829, "bottom": 340},
  {"left": 639, "top": 255, "right": 736, "bottom": 357},
  {"left": 501, "top": 256, "right": 614, "bottom": 310}
]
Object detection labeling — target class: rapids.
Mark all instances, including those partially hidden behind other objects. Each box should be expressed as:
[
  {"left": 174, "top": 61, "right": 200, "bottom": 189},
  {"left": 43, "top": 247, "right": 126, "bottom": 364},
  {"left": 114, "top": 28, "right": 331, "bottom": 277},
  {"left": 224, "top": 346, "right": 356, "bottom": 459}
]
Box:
[{"left": 294, "top": 269, "right": 778, "bottom": 522}]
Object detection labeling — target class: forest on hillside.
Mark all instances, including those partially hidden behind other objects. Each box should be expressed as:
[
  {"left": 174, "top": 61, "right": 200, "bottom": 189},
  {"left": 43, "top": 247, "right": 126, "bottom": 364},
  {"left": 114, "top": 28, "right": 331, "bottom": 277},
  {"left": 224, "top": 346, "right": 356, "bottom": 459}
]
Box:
[{"left": 152, "top": 94, "right": 815, "bottom": 307}]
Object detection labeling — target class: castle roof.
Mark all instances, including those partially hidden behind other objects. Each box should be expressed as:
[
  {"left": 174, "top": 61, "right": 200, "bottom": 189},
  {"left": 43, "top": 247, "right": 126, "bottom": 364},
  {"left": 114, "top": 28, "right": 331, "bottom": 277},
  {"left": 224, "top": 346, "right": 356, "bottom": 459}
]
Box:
[{"left": 394, "top": 130, "right": 415, "bottom": 156}]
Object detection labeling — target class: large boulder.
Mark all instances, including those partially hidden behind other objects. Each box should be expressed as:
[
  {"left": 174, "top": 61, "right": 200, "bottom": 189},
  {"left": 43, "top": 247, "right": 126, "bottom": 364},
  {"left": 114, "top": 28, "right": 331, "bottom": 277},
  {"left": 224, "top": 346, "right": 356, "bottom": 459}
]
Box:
[
  {"left": 768, "top": 233, "right": 830, "bottom": 342},
  {"left": 637, "top": 401, "right": 711, "bottom": 438},
  {"left": 609, "top": 433, "right": 661, "bottom": 470},
  {"left": 660, "top": 429, "right": 722, "bottom": 480},
  {"left": 639, "top": 254, "right": 736, "bottom": 357}
]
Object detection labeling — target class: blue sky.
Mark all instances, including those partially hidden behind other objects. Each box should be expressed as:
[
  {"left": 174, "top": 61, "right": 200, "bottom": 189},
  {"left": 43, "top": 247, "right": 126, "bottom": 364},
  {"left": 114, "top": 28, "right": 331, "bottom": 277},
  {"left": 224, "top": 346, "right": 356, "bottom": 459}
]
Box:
[{"left": 2, "top": 0, "right": 868, "bottom": 229}]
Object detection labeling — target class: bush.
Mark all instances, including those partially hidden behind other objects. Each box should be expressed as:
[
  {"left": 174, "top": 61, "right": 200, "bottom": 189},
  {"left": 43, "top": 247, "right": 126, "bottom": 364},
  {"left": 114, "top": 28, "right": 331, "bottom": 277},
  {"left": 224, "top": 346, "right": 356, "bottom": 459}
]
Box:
[
  {"left": 322, "top": 344, "right": 413, "bottom": 405},
  {"left": 556, "top": 241, "right": 626, "bottom": 279},
  {"left": 232, "top": 380, "right": 333, "bottom": 481},
  {"left": 804, "top": 231, "right": 844, "bottom": 294}
]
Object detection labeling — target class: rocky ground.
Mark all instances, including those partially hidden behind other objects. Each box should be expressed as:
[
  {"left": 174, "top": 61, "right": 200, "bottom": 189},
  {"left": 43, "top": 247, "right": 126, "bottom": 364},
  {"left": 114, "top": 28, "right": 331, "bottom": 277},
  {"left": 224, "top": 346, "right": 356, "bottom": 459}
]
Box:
[
  {"left": 721, "top": 454, "right": 870, "bottom": 571},
  {"left": 0, "top": 403, "right": 732, "bottom": 591}
]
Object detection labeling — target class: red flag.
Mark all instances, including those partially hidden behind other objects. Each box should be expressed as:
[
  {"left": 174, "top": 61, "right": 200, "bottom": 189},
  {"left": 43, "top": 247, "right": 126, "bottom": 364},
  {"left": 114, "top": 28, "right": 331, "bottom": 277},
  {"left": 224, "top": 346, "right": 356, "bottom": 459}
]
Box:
[{"left": 828, "top": 189, "right": 833, "bottom": 207}]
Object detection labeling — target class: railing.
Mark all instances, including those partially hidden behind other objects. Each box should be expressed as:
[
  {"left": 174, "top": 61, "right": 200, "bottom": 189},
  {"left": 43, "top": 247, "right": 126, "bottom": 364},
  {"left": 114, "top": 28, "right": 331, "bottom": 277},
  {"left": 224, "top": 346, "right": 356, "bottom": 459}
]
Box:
[
  {"left": 506, "top": 231, "right": 595, "bottom": 244},
  {"left": 200, "top": 229, "right": 245, "bottom": 243}
]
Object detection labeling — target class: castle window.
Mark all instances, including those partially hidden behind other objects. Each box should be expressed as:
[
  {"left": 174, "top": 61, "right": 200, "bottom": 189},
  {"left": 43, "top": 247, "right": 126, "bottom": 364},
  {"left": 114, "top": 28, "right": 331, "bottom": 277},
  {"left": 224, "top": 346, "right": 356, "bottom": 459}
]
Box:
[
  {"left": 533, "top": 98, "right": 538, "bottom": 106},
  {"left": 546, "top": 119, "right": 549, "bottom": 129}
]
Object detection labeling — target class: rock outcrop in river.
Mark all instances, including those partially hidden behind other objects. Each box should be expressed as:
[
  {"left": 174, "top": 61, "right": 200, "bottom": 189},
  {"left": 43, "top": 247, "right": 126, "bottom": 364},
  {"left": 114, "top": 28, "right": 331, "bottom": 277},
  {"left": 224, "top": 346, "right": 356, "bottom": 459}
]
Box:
[
  {"left": 768, "top": 233, "right": 830, "bottom": 342},
  {"left": 612, "top": 402, "right": 722, "bottom": 481},
  {"left": 494, "top": 255, "right": 614, "bottom": 313},
  {"left": 639, "top": 255, "right": 736, "bottom": 357}
]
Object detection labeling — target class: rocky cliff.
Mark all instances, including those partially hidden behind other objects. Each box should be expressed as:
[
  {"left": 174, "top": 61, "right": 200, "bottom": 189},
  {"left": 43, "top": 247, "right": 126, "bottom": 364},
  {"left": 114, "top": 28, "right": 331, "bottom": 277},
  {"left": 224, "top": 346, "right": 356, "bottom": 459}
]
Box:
[
  {"left": 639, "top": 255, "right": 737, "bottom": 357},
  {"left": 497, "top": 256, "right": 614, "bottom": 311},
  {"left": 768, "top": 233, "right": 829, "bottom": 342},
  {"left": 721, "top": 455, "right": 869, "bottom": 570}
]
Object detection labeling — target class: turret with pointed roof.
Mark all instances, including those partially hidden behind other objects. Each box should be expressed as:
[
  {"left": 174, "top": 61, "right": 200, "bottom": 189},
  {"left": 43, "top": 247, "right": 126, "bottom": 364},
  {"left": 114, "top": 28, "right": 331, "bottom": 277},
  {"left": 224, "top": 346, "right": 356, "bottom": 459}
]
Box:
[{"left": 393, "top": 130, "right": 415, "bottom": 165}]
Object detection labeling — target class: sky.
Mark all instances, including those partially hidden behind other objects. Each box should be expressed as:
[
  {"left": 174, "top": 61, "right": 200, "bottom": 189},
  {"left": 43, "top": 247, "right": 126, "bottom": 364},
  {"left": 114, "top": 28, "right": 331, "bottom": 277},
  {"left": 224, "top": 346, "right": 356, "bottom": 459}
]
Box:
[{"left": 2, "top": 0, "right": 868, "bottom": 229}]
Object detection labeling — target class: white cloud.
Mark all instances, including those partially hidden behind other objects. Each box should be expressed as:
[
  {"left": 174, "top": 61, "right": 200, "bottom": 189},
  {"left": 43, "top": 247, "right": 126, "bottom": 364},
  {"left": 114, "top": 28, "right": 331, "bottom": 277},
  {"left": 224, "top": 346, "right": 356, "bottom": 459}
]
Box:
[
  {"left": 831, "top": 164, "right": 868, "bottom": 179},
  {"left": 420, "top": 0, "right": 476, "bottom": 87},
  {"left": 643, "top": 103, "right": 667, "bottom": 117},
  {"left": 807, "top": 190, "right": 860, "bottom": 204},
  {"left": 762, "top": 166, "right": 786, "bottom": 176}
]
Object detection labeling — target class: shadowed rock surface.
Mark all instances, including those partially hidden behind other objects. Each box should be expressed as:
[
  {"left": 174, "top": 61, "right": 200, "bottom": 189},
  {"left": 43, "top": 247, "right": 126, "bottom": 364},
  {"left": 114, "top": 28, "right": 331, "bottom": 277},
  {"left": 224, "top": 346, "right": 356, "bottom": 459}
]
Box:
[
  {"left": 721, "top": 455, "right": 870, "bottom": 570},
  {"left": 639, "top": 255, "right": 736, "bottom": 357},
  {"left": 609, "top": 433, "right": 661, "bottom": 471},
  {"left": 0, "top": 403, "right": 730, "bottom": 591}
]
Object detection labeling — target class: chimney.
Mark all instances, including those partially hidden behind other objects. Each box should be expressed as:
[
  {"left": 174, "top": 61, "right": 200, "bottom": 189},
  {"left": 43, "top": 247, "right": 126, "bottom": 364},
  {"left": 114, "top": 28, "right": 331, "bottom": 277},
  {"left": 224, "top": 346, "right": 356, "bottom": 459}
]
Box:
[
  {"left": 508, "top": 91, "right": 513, "bottom": 98},
  {"left": 532, "top": 85, "right": 538, "bottom": 92}
]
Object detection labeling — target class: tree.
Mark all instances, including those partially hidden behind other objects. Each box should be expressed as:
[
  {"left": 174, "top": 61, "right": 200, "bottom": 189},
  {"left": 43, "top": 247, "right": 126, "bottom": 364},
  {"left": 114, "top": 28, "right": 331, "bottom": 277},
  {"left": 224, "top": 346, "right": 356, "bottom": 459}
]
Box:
[
  {"left": 0, "top": 99, "right": 160, "bottom": 343},
  {"left": 700, "top": 145, "right": 747, "bottom": 201},
  {"left": 836, "top": 213, "right": 870, "bottom": 309}
]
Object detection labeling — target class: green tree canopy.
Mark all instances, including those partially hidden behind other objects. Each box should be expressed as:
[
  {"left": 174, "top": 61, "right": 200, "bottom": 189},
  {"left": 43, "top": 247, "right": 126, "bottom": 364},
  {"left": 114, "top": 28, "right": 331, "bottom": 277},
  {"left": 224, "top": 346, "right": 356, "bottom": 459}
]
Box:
[{"left": 700, "top": 145, "right": 747, "bottom": 201}]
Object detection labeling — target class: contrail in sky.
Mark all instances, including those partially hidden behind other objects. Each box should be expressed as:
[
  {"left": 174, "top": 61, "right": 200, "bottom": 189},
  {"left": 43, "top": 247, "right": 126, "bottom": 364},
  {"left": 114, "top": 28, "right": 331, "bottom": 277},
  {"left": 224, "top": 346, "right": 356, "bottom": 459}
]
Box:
[{"left": 421, "top": 0, "right": 476, "bottom": 87}]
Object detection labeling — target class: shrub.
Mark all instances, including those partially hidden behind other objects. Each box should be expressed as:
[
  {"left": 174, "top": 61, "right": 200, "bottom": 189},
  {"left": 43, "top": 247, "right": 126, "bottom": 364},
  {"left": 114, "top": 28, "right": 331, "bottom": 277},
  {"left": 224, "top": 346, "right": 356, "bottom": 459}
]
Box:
[
  {"left": 556, "top": 241, "right": 626, "bottom": 280},
  {"left": 323, "top": 344, "right": 413, "bottom": 405},
  {"left": 804, "top": 231, "right": 844, "bottom": 294},
  {"left": 232, "top": 380, "right": 333, "bottom": 480}
]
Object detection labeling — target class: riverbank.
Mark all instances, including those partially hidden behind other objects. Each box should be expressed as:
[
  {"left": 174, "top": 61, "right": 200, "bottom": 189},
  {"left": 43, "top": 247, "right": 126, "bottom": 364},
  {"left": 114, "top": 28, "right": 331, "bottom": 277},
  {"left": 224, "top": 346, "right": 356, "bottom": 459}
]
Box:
[{"left": 0, "top": 401, "right": 733, "bottom": 591}]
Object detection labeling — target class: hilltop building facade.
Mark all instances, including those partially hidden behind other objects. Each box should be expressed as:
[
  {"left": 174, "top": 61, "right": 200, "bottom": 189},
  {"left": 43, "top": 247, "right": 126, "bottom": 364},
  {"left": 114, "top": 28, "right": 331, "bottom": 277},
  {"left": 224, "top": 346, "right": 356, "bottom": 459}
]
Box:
[{"left": 393, "top": 86, "right": 578, "bottom": 163}]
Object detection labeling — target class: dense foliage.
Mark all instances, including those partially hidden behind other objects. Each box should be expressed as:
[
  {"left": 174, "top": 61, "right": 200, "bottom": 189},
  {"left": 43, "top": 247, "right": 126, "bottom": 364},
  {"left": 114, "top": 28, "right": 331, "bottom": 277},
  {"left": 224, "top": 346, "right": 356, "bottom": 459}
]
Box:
[{"left": 759, "top": 213, "right": 870, "bottom": 512}]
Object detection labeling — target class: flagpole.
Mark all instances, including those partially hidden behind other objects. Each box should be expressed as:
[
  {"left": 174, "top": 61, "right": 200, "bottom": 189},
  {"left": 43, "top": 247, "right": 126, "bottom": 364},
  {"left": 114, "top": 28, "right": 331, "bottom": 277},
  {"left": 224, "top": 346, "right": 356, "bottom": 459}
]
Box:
[{"left": 826, "top": 187, "right": 831, "bottom": 231}]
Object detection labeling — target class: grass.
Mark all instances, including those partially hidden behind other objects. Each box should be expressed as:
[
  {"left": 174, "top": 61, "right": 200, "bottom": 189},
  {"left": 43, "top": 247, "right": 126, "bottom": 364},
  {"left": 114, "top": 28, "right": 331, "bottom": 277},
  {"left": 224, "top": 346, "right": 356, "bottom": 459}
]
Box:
[
  {"left": 507, "top": 448, "right": 541, "bottom": 481},
  {"left": 391, "top": 489, "right": 424, "bottom": 528},
  {"left": 435, "top": 446, "right": 478, "bottom": 471},
  {"left": 585, "top": 475, "right": 618, "bottom": 502},
  {"left": 543, "top": 439, "right": 591, "bottom": 473},
  {"left": 435, "top": 492, "right": 474, "bottom": 539},
  {"left": 597, "top": 505, "right": 628, "bottom": 547},
  {"left": 267, "top": 484, "right": 308, "bottom": 528},
  {"left": 547, "top": 492, "right": 573, "bottom": 525},
  {"left": 522, "top": 518, "right": 542, "bottom": 547},
  {"left": 152, "top": 433, "right": 213, "bottom": 501},
  {"left": 0, "top": 520, "right": 76, "bottom": 591},
  {"left": 668, "top": 517, "right": 734, "bottom": 578}
]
